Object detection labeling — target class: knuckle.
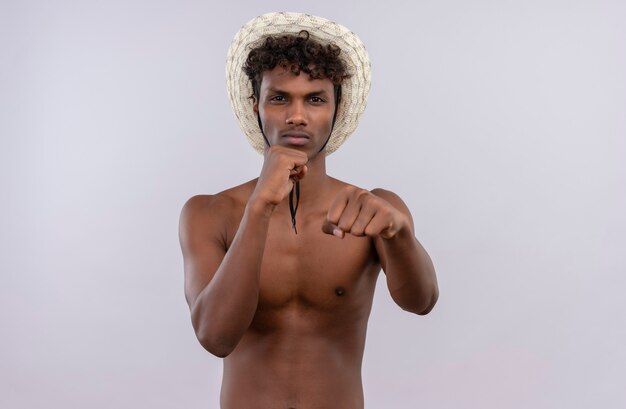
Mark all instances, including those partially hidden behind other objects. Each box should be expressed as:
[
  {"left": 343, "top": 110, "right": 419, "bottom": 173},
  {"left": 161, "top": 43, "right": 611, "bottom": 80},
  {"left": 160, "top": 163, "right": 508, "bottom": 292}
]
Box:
[
  {"left": 350, "top": 224, "right": 364, "bottom": 236},
  {"left": 356, "top": 189, "right": 369, "bottom": 199}
]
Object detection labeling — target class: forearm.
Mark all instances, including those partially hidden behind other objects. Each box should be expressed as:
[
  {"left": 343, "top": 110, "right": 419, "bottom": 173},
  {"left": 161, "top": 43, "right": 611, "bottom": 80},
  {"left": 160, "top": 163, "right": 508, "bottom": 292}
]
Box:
[
  {"left": 191, "top": 199, "right": 274, "bottom": 356},
  {"left": 381, "top": 226, "right": 438, "bottom": 315}
]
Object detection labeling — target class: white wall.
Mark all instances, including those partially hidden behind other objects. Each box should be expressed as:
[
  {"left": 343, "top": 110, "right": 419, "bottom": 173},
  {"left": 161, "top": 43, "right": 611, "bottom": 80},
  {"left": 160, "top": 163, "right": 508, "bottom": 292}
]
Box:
[{"left": 1, "top": 0, "right": 624, "bottom": 408}]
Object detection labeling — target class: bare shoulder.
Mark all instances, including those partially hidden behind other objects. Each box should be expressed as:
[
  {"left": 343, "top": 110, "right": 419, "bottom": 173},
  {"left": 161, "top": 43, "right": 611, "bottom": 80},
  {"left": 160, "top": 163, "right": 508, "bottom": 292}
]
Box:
[
  {"left": 178, "top": 194, "right": 232, "bottom": 256},
  {"left": 179, "top": 179, "right": 257, "bottom": 243},
  {"left": 181, "top": 180, "right": 256, "bottom": 214},
  {"left": 180, "top": 193, "right": 235, "bottom": 228}
]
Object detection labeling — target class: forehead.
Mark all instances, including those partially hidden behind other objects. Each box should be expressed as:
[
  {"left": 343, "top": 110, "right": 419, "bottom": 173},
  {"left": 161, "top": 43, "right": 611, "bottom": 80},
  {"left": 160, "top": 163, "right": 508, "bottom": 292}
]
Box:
[{"left": 259, "top": 66, "right": 334, "bottom": 94}]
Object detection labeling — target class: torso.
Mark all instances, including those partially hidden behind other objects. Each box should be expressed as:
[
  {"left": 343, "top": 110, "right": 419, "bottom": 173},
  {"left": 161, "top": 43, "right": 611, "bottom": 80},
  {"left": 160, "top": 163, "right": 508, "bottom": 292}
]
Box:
[{"left": 209, "top": 178, "right": 382, "bottom": 409}]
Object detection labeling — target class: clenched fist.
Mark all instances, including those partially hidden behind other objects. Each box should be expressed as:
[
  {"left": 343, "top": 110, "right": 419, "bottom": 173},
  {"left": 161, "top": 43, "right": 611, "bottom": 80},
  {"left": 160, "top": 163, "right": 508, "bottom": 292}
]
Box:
[
  {"left": 322, "top": 186, "right": 410, "bottom": 240},
  {"left": 251, "top": 145, "right": 308, "bottom": 207}
]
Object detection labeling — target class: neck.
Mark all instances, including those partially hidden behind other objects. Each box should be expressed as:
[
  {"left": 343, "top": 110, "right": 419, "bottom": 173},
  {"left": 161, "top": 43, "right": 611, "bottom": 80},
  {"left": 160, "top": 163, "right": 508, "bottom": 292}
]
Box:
[{"left": 295, "top": 151, "right": 331, "bottom": 207}]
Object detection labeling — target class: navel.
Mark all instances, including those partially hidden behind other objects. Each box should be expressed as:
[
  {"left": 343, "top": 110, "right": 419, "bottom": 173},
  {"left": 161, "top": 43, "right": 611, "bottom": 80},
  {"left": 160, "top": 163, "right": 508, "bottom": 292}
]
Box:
[{"left": 335, "top": 286, "right": 346, "bottom": 296}]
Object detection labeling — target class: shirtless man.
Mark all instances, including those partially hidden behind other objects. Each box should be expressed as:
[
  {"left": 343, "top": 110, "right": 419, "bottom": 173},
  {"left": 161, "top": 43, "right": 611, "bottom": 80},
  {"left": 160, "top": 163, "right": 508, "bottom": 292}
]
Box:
[{"left": 179, "top": 13, "right": 439, "bottom": 409}]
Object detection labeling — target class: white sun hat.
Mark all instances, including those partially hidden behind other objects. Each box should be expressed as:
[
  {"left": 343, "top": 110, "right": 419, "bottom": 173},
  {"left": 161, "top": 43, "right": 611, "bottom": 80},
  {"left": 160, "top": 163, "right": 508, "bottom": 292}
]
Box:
[{"left": 226, "top": 12, "right": 372, "bottom": 155}]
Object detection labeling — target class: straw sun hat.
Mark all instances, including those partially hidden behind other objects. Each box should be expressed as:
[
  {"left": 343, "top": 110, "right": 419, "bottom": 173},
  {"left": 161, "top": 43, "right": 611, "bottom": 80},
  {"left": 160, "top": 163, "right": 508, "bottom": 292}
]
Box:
[{"left": 226, "top": 12, "right": 372, "bottom": 155}]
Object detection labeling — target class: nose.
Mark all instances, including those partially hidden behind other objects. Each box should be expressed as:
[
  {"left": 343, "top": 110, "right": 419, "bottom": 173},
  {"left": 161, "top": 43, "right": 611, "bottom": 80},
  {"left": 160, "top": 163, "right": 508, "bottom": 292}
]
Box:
[{"left": 286, "top": 101, "right": 308, "bottom": 126}]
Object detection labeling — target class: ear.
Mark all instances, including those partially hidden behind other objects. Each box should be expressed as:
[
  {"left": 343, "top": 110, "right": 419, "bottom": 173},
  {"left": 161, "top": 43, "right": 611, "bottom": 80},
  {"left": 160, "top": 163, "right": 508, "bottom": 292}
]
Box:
[{"left": 252, "top": 95, "right": 259, "bottom": 114}]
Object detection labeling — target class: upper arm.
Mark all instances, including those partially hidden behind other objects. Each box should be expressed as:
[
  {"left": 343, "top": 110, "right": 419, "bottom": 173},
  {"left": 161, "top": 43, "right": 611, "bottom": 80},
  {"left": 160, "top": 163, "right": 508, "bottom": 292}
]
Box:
[
  {"left": 370, "top": 188, "right": 415, "bottom": 273},
  {"left": 178, "top": 194, "right": 230, "bottom": 310}
]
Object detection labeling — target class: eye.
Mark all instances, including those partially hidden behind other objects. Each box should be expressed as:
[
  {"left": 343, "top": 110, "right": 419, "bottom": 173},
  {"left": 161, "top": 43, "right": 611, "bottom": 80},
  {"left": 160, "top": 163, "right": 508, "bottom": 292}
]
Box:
[
  {"left": 269, "top": 95, "right": 286, "bottom": 102},
  {"left": 309, "top": 96, "right": 326, "bottom": 104}
]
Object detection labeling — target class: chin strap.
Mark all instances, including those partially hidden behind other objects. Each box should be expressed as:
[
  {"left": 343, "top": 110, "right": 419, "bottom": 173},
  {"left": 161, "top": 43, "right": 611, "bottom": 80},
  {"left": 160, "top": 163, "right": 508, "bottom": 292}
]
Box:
[
  {"left": 317, "top": 84, "right": 342, "bottom": 154},
  {"left": 255, "top": 84, "right": 341, "bottom": 235},
  {"left": 289, "top": 180, "right": 300, "bottom": 234}
]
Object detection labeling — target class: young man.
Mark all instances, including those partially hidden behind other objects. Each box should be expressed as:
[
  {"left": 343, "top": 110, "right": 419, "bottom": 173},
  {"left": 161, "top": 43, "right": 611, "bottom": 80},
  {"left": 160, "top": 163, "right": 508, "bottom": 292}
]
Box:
[{"left": 179, "top": 12, "right": 439, "bottom": 409}]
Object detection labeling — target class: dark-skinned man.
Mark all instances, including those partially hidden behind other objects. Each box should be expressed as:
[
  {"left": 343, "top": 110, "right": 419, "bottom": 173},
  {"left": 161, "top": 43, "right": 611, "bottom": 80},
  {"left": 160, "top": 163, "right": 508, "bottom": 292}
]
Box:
[{"left": 179, "top": 12, "right": 439, "bottom": 409}]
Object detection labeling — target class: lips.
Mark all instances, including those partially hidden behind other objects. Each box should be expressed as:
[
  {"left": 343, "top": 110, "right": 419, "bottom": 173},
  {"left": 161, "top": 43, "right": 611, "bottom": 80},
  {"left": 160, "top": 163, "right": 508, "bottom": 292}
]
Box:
[{"left": 281, "top": 131, "right": 311, "bottom": 146}]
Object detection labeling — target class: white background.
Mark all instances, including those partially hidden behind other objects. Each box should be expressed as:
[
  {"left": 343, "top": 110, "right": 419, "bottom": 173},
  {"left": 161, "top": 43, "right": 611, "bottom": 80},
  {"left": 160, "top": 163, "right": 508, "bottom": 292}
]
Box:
[{"left": 2, "top": 0, "right": 625, "bottom": 408}]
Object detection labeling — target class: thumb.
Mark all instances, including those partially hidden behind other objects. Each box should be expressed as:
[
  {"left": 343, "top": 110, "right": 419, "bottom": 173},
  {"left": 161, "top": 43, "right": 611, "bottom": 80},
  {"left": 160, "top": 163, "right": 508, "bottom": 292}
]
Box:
[{"left": 322, "top": 220, "right": 344, "bottom": 238}]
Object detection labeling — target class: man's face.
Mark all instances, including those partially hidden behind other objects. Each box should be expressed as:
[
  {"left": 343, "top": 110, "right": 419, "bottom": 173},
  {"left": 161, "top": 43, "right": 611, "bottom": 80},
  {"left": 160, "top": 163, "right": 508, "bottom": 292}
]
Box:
[{"left": 253, "top": 66, "right": 337, "bottom": 157}]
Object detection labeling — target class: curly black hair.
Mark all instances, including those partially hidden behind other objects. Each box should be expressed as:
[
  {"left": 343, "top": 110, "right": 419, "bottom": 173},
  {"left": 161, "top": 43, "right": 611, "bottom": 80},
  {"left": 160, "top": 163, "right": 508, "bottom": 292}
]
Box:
[{"left": 243, "top": 30, "right": 350, "bottom": 99}]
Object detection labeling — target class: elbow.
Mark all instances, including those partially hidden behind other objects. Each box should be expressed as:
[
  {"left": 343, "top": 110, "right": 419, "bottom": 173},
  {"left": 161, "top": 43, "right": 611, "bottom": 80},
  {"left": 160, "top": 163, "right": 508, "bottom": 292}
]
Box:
[
  {"left": 415, "top": 290, "right": 438, "bottom": 315},
  {"left": 190, "top": 305, "right": 238, "bottom": 358},
  {"left": 195, "top": 331, "right": 236, "bottom": 358},
  {"left": 396, "top": 286, "right": 439, "bottom": 316}
]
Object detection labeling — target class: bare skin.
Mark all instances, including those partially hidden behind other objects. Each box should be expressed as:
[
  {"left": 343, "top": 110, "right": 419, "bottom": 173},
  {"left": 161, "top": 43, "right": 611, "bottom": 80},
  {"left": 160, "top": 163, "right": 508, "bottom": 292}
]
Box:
[{"left": 179, "top": 67, "right": 439, "bottom": 409}]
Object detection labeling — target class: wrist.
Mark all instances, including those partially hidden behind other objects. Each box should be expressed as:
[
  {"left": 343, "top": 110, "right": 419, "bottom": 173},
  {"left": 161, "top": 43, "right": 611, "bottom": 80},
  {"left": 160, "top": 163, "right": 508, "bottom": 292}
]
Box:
[{"left": 246, "top": 195, "right": 277, "bottom": 218}]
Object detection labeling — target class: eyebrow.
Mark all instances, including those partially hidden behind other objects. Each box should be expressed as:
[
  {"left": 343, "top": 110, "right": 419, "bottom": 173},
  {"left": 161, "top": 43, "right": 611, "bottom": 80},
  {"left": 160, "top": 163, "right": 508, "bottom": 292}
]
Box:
[{"left": 267, "top": 88, "right": 330, "bottom": 97}]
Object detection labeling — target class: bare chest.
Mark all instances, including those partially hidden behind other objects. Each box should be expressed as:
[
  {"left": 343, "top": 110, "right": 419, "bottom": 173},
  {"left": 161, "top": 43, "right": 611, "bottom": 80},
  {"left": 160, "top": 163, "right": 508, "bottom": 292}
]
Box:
[{"left": 256, "top": 212, "right": 381, "bottom": 313}]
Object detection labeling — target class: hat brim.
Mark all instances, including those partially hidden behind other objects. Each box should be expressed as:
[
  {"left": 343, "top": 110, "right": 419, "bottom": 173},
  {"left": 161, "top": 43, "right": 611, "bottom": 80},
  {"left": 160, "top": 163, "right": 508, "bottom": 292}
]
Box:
[{"left": 226, "top": 12, "right": 371, "bottom": 155}]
